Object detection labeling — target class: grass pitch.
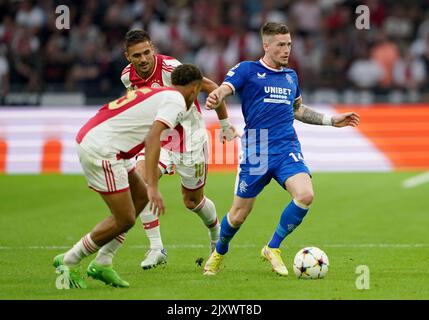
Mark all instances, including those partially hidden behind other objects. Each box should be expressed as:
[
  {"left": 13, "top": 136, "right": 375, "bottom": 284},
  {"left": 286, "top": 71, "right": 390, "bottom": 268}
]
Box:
[{"left": 0, "top": 172, "right": 428, "bottom": 300}]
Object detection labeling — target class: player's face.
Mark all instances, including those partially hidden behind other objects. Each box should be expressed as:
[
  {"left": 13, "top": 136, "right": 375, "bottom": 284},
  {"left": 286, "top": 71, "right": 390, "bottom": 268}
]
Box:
[
  {"left": 125, "top": 41, "right": 155, "bottom": 77},
  {"left": 264, "top": 33, "right": 292, "bottom": 68}
]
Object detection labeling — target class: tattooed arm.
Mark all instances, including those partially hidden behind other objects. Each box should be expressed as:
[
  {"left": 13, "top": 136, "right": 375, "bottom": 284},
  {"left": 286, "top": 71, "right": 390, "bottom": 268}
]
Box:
[
  {"left": 293, "top": 97, "right": 331, "bottom": 125},
  {"left": 293, "top": 97, "right": 361, "bottom": 127}
]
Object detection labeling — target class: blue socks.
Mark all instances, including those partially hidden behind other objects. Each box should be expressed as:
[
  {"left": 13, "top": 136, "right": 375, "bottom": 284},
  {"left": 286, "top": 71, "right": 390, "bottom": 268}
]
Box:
[
  {"left": 216, "top": 213, "right": 240, "bottom": 255},
  {"left": 215, "top": 200, "right": 309, "bottom": 255},
  {"left": 268, "top": 199, "right": 309, "bottom": 248}
]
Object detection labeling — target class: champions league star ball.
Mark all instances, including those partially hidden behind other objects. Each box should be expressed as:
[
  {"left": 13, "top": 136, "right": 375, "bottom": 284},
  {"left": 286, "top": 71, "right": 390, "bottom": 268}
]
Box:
[{"left": 293, "top": 247, "right": 329, "bottom": 279}]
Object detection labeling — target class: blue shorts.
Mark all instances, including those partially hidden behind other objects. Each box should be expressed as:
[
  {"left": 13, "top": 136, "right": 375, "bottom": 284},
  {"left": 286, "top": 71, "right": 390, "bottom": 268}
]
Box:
[{"left": 235, "top": 152, "right": 311, "bottom": 198}]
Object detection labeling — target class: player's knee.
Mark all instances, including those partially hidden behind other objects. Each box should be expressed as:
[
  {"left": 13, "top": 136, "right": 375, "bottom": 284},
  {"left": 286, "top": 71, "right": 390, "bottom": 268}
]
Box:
[
  {"left": 134, "top": 197, "right": 149, "bottom": 215},
  {"left": 294, "top": 191, "right": 314, "bottom": 207},
  {"left": 116, "top": 213, "right": 136, "bottom": 232},
  {"left": 230, "top": 215, "right": 246, "bottom": 226},
  {"left": 229, "top": 209, "right": 249, "bottom": 226},
  {"left": 184, "top": 198, "right": 199, "bottom": 210},
  {"left": 183, "top": 193, "right": 204, "bottom": 211}
]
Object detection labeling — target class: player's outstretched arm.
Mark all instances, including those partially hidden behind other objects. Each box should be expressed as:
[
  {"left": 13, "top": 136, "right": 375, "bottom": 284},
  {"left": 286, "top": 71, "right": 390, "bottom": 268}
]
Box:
[
  {"left": 202, "top": 78, "right": 240, "bottom": 142},
  {"left": 144, "top": 121, "right": 170, "bottom": 216},
  {"left": 293, "top": 97, "right": 360, "bottom": 127},
  {"left": 205, "top": 84, "right": 233, "bottom": 110}
]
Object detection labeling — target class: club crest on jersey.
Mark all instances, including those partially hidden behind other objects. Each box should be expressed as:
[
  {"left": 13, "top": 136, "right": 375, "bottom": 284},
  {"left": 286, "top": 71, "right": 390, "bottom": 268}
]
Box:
[
  {"left": 151, "top": 82, "right": 161, "bottom": 88},
  {"left": 257, "top": 72, "right": 266, "bottom": 79},
  {"left": 285, "top": 74, "right": 293, "bottom": 85}
]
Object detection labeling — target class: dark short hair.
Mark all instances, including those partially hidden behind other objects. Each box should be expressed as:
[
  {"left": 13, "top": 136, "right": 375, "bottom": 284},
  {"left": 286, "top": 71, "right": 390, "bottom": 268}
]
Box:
[
  {"left": 124, "top": 29, "right": 151, "bottom": 49},
  {"left": 261, "top": 22, "right": 289, "bottom": 38},
  {"left": 171, "top": 64, "right": 203, "bottom": 86}
]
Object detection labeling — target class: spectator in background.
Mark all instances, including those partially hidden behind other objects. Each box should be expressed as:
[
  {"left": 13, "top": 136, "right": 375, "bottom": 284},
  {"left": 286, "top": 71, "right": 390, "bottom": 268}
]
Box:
[
  {"left": 393, "top": 49, "right": 426, "bottom": 91},
  {"left": 290, "top": 0, "right": 322, "bottom": 35},
  {"left": 195, "top": 33, "right": 229, "bottom": 85},
  {"left": 366, "top": 0, "right": 386, "bottom": 29},
  {"left": 42, "top": 35, "right": 72, "bottom": 91},
  {"left": 370, "top": 32, "right": 400, "bottom": 89},
  {"left": 0, "top": 44, "right": 9, "bottom": 98},
  {"left": 249, "top": 0, "right": 287, "bottom": 31},
  {"left": 67, "top": 42, "right": 103, "bottom": 95},
  {"left": 224, "top": 22, "right": 261, "bottom": 65},
  {"left": 348, "top": 48, "right": 384, "bottom": 89},
  {"left": 15, "top": 0, "right": 44, "bottom": 34},
  {"left": 0, "top": 15, "right": 14, "bottom": 47},
  {"left": 292, "top": 34, "right": 322, "bottom": 89},
  {"left": 1, "top": 0, "right": 429, "bottom": 102},
  {"left": 10, "top": 27, "right": 41, "bottom": 92},
  {"left": 319, "top": 49, "right": 347, "bottom": 89},
  {"left": 383, "top": 4, "right": 414, "bottom": 42},
  {"left": 68, "top": 14, "right": 102, "bottom": 60}
]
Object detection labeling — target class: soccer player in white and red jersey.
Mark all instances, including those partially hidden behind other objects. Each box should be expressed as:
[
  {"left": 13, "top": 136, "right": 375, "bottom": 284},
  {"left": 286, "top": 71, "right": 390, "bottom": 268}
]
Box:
[
  {"left": 53, "top": 64, "right": 204, "bottom": 288},
  {"left": 117, "top": 29, "right": 239, "bottom": 269}
]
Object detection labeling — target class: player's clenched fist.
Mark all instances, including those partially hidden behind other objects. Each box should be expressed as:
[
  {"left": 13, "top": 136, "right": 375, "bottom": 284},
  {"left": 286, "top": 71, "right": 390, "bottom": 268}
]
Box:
[
  {"left": 205, "top": 90, "right": 221, "bottom": 110},
  {"left": 205, "top": 84, "right": 233, "bottom": 110}
]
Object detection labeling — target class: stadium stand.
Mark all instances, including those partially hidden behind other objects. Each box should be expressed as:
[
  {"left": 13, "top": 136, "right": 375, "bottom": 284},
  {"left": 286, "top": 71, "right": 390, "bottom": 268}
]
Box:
[{"left": 1, "top": 0, "right": 429, "bottom": 105}]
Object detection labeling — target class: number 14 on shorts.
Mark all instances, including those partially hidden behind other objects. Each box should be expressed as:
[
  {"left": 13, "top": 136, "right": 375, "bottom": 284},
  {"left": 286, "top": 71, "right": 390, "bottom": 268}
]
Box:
[{"left": 289, "top": 152, "right": 304, "bottom": 162}]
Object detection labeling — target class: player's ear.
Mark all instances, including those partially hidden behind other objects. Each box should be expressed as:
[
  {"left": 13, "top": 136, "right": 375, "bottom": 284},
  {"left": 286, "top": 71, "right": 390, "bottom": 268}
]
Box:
[
  {"left": 261, "top": 35, "right": 270, "bottom": 52},
  {"left": 124, "top": 51, "right": 131, "bottom": 62},
  {"left": 262, "top": 40, "right": 269, "bottom": 52}
]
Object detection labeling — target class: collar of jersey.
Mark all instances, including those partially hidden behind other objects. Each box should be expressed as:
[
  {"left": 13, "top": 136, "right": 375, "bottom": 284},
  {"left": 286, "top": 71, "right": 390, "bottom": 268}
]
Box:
[{"left": 259, "top": 58, "right": 285, "bottom": 72}]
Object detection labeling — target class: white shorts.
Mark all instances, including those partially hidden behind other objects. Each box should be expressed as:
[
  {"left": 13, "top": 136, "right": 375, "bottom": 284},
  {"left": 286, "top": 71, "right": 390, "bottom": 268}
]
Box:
[
  {"left": 136, "top": 143, "right": 208, "bottom": 190},
  {"left": 77, "top": 144, "right": 135, "bottom": 194}
]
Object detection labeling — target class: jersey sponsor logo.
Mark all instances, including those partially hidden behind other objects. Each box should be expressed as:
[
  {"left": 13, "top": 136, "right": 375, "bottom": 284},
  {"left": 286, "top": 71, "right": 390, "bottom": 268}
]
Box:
[
  {"left": 257, "top": 72, "right": 266, "bottom": 79},
  {"left": 263, "top": 98, "right": 291, "bottom": 105},
  {"left": 263, "top": 86, "right": 292, "bottom": 95},
  {"left": 263, "top": 86, "right": 293, "bottom": 105}
]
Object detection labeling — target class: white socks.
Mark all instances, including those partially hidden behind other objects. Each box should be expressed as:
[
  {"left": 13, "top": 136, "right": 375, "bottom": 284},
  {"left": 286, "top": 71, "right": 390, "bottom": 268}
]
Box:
[
  {"left": 140, "top": 202, "right": 164, "bottom": 250},
  {"left": 192, "top": 197, "right": 219, "bottom": 242},
  {"left": 95, "top": 233, "right": 126, "bottom": 266},
  {"left": 64, "top": 233, "right": 100, "bottom": 266}
]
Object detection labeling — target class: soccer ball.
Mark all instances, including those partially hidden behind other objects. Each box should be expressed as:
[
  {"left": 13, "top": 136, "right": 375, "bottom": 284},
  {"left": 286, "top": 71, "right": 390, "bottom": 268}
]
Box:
[{"left": 293, "top": 247, "right": 329, "bottom": 279}]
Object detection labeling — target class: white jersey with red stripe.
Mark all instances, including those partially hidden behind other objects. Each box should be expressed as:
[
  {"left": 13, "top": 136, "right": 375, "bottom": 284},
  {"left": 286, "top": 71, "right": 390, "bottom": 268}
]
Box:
[
  {"left": 120, "top": 54, "right": 207, "bottom": 154},
  {"left": 76, "top": 87, "right": 186, "bottom": 160}
]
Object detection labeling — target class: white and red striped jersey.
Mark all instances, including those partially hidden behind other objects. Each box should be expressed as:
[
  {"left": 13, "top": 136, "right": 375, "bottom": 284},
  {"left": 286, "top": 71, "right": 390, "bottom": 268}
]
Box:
[
  {"left": 120, "top": 54, "right": 207, "bottom": 154},
  {"left": 76, "top": 87, "right": 186, "bottom": 160}
]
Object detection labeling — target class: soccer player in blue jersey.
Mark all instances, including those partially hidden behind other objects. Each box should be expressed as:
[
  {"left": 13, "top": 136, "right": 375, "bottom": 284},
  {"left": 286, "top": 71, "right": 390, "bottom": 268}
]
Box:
[{"left": 203, "top": 22, "right": 360, "bottom": 276}]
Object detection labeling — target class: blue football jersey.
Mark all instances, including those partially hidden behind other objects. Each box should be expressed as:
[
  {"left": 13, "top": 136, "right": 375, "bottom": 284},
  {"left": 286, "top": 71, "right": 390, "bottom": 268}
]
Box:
[{"left": 223, "top": 59, "right": 302, "bottom": 156}]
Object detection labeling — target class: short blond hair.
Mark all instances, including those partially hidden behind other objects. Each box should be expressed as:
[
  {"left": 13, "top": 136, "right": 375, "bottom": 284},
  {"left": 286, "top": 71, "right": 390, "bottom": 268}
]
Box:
[{"left": 260, "top": 22, "right": 289, "bottom": 38}]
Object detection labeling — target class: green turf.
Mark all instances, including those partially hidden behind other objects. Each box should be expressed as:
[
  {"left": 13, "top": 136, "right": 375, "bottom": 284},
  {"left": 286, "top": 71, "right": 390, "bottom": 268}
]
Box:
[{"left": 0, "top": 172, "right": 428, "bottom": 299}]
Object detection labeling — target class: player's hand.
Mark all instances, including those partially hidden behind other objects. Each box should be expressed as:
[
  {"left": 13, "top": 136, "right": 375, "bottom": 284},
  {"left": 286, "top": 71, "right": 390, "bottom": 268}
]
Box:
[
  {"left": 332, "top": 112, "right": 360, "bottom": 128},
  {"left": 146, "top": 185, "right": 165, "bottom": 216},
  {"left": 205, "top": 90, "right": 221, "bottom": 110},
  {"left": 219, "top": 124, "right": 241, "bottom": 143}
]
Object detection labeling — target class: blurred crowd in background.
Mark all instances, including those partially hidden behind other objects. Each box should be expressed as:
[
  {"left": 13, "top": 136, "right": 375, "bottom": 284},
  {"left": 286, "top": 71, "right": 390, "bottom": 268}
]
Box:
[{"left": 1, "top": 0, "right": 429, "bottom": 104}]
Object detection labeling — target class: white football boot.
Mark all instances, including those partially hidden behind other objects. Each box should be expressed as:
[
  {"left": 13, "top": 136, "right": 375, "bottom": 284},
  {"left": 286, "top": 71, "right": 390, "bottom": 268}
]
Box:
[{"left": 140, "top": 248, "right": 167, "bottom": 270}]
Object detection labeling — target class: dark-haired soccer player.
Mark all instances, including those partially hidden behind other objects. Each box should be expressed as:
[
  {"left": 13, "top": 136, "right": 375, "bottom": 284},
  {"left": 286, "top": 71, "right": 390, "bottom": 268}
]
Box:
[
  {"left": 203, "top": 22, "right": 360, "bottom": 276},
  {"left": 116, "top": 29, "right": 239, "bottom": 269},
  {"left": 53, "top": 64, "right": 204, "bottom": 288}
]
